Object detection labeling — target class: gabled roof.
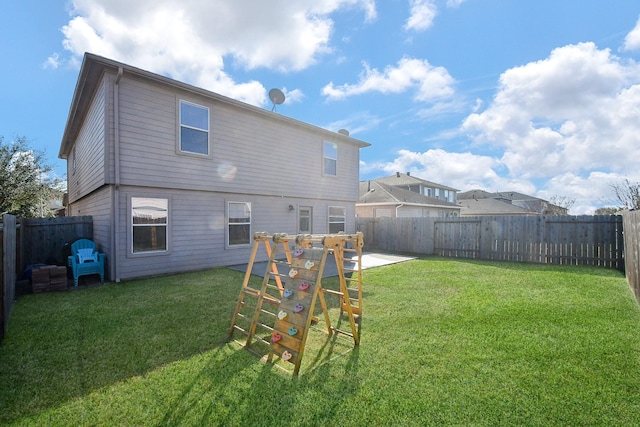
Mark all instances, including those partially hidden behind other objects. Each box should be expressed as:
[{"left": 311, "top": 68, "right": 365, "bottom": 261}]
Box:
[
  {"left": 358, "top": 181, "right": 458, "bottom": 207},
  {"left": 457, "top": 189, "right": 494, "bottom": 200},
  {"left": 374, "top": 173, "right": 458, "bottom": 191},
  {"left": 458, "top": 189, "right": 547, "bottom": 202},
  {"left": 59, "top": 53, "right": 370, "bottom": 159},
  {"left": 456, "top": 198, "right": 537, "bottom": 215}
]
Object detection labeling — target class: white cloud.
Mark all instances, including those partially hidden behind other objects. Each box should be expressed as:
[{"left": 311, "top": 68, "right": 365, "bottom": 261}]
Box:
[
  {"left": 404, "top": 0, "right": 437, "bottom": 32},
  {"left": 437, "top": 41, "right": 640, "bottom": 213},
  {"left": 364, "top": 42, "right": 640, "bottom": 214},
  {"left": 282, "top": 88, "right": 305, "bottom": 105},
  {"left": 322, "top": 57, "right": 455, "bottom": 101},
  {"left": 362, "top": 148, "right": 509, "bottom": 189},
  {"left": 622, "top": 15, "right": 640, "bottom": 51},
  {"left": 463, "top": 42, "right": 640, "bottom": 179},
  {"left": 326, "top": 112, "right": 382, "bottom": 135},
  {"left": 446, "top": 0, "right": 465, "bottom": 8},
  {"left": 43, "top": 53, "right": 60, "bottom": 69},
  {"left": 53, "top": 0, "right": 376, "bottom": 106}
]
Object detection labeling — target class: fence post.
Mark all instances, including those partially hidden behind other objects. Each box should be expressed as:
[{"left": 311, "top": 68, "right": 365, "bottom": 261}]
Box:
[{"left": 1, "top": 214, "right": 17, "bottom": 340}]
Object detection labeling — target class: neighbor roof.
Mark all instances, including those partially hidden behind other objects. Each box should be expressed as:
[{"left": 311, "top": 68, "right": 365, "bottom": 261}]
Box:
[
  {"left": 456, "top": 198, "right": 537, "bottom": 216},
  {"left": 358, "top": 181, "right": 458, "bottom": 207},
  {"left": 374, "top": 173, "right": 458, "bottom": 191},
  {"left": 458, "top": 189, "right": 547, "bottom": 202}
]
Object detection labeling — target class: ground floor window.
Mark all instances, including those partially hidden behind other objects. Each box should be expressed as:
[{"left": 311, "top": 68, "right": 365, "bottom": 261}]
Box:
[
  {"left": 228, "top": 201, "right": 251, "bottom": 245},
  {"left": 299, "top": 206, "right": 312, "bottom": 234},
  {"left": 328, "top": 206, "right": 346, "bottom": 233},
  {"left": 132, "top": 197, "right": 168, "bottom": 253}
]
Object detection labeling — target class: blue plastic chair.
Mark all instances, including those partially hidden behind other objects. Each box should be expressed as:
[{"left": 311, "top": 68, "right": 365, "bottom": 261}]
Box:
[{"left": 68, "top": 239, "right": 105, "bottom": 286}]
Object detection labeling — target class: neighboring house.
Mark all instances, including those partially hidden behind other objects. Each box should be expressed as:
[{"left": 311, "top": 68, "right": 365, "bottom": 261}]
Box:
[
  {"left": 58, "top": 53, "right": 369, "bottom": 281},
  {"left": 457, "top": 190, "right": 568, "bottom": 216},
  {"left": 357, "top": 173, "right": 460, "bottom": 218}
]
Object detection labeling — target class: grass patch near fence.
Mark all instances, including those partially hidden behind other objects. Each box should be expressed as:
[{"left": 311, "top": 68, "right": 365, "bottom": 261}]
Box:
[{"left": 1, "top": 258, "right": 639, "bottom": 426}]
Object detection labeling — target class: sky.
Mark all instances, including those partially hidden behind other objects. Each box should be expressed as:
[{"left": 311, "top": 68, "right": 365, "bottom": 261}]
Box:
[{"left": 3, "top": 0, "right": 640, "bottom": 214}]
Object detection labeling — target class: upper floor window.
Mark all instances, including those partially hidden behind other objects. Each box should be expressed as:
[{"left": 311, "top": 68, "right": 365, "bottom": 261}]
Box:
[
  {"left": 180, "top": 100, "right": 209, "bottom": 155},
  {"left": 323, "top": 141, "right": 337, "bottom": 176},
  {"left": 132, "top": 197, "right": 168, "bottom": 253}
]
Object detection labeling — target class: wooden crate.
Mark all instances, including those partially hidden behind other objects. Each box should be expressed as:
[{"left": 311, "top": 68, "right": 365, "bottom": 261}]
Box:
[{"left": 31, "top": 266, "right": 68, "bottom": 292}]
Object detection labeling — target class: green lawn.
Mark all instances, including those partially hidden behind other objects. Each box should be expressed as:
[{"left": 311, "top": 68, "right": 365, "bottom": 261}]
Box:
[{"left": 1, "top": 258, "right": 639, "bottom": 426}]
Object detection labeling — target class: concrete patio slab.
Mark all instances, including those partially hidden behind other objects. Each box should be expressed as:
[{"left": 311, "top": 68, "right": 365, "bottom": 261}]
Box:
[{"left": 228, "top": 252, "right": 416, "bottom": 278}]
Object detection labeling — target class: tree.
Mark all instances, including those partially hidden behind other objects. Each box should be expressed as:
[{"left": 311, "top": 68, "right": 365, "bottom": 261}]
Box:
[
  {"left": 595, "top": 206, "right": 619, "bottom": 215},
  {"left": 611, "top": 178, "right": 640, "bottom": 211},
  {"left": 546, "top": 195, "right": 575, "bottom": 215},
  {"left": 0, "top": 136, "right": 64, "bottom": 218}
]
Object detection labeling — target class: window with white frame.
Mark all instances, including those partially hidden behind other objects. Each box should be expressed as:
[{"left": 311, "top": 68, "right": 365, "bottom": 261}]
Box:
[
  {"left": 132, "top": 197, "right": 168, "bottom": 253},
  {"left": 323, "top": 141, "right": 337, "bottom": 176},
  {"left": 298, "top": 206, "right": 312, "bottom": 234},
  {"left": 328, "top": 206, "right": 346, "bottom": 233},
  {"left": 228, "top": 202, "right": 251, "bottom": 246},
  {"left": 179, "top": 100, "right": 209, "bottom": 155}
]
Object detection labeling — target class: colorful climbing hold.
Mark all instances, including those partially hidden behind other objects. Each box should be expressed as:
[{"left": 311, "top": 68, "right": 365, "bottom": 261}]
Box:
[{"left": 294, "top": 303, "right": 304, "bottom": 313}]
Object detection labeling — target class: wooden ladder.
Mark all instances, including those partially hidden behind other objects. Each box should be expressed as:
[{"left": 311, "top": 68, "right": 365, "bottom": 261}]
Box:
[
  {"left": 229, "top": 232, "right": 364, "bottom": 375},
  {"left": 228, "top": 232, "right": 291, "bottom": 350}
]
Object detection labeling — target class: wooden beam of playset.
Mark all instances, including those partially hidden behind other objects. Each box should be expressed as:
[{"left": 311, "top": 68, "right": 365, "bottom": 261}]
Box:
[{"left": 231, "top": 231, "right": 364, "bottom": 376}]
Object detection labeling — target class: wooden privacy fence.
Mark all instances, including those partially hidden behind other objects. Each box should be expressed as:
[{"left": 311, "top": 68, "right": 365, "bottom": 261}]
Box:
[
  {"left": 622, "top": 210, "right": 640, "bottom": 302},
  {"left": 357, "top": 215, "right": 624, "bottom": 270},
  {"left": 18, "top": 216, "right": 93, "bottom": 277}
]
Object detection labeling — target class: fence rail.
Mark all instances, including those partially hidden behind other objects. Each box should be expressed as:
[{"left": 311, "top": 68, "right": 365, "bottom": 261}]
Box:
[{"left": 357, "top": 215, "right": 624, "bottom": 270}]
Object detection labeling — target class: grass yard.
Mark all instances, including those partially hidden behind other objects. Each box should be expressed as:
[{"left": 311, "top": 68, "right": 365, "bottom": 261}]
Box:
[{"left": 1, "top": 257, "right": 639, "bottom": 426}]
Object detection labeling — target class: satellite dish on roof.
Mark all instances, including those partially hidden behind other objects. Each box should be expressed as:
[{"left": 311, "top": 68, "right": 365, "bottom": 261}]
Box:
[
  {"left": 269, "top": 88, "right": 285, "bottom": 112},
  {"left": 338, "top": 129, "right": 350, "bottom": 136}
]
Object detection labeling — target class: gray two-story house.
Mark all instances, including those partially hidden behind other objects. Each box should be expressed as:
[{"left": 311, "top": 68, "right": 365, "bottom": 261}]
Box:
[{"left": 59, "top": 53, "right": 369, "bottom": 282}]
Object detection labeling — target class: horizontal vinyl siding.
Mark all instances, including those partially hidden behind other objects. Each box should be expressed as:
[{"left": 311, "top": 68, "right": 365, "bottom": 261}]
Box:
[
  {"left": 67, "top": 186, "right": 114, "bottom": 279},
  {"left": 115, "top": 74, "right": 361, "bottom": 203},
  {"left": 116, "top": 186, "right": 358, "bottom": 280},
  {"left": 69, "top": 78, "right": 107, "bottom": 203},
  {"left": 397, "top": 206, "right": 425, "bottom": 218}
]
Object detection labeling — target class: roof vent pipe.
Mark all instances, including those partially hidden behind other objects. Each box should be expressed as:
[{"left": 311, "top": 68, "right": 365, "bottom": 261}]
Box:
[
  {"left": 407, "top": 171, "right": 410, "bottom": 176},
  {"left": 396, "top": 172, "right": 400, "bottom": 178}
]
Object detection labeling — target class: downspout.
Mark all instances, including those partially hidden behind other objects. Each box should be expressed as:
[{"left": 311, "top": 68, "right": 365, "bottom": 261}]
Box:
[
  {"left": 395, "top": 204, "right": 404, "bottom": 218},
  {"left": 113, "top": 67, "right": 123, "bottom": 282}
]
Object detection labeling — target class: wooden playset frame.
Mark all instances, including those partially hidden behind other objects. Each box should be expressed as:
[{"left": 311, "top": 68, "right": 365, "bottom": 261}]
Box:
[{"left": 229, "top": 231, "right": 364, "bottom": 376}]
